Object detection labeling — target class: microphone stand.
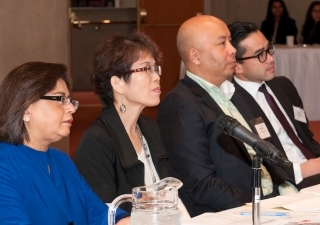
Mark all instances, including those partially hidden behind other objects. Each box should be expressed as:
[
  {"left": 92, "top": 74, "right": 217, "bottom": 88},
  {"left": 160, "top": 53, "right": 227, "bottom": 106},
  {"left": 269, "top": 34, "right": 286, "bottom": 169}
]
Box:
[{"left": 252, "top": 155, "right": 261, "bottom": 225}]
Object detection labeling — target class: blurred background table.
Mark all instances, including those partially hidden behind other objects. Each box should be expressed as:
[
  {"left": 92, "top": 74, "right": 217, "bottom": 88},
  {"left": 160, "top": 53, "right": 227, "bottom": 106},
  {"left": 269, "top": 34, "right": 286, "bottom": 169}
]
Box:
[{"left": 274, "top": 44, "right": 320, "bottom": 121}]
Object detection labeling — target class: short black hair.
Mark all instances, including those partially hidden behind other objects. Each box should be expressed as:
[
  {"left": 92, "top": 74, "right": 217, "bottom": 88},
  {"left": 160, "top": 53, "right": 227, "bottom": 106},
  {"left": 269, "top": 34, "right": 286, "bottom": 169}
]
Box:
[
  {"left": 90, "top": 30, "right": 162, "bottom": 107},
  {"left": 228, "top": 22, "right": 259, "bottom": 63}
]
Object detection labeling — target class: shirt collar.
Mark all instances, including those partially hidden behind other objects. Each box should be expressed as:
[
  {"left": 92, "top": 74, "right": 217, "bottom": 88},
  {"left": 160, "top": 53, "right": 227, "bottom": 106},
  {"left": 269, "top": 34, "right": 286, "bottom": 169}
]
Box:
[
  {"left": 186, "top": 71, "right": 235, "bottom": 99},
  {"left": 234, "top": 76, "right": 265, "bottom": 99}
]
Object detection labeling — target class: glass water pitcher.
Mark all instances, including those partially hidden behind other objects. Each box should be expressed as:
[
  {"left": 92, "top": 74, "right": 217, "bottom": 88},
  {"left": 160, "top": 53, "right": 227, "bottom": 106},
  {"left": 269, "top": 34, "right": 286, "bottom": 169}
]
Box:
[{"left": 108, "top": 177, "right": 183, "bottom": 225}]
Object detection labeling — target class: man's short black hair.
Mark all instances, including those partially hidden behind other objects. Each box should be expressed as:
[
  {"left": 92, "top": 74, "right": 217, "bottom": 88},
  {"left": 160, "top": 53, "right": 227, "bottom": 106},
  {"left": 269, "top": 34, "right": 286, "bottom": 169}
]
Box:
[{"left": 228, "top": 22, "right": 259, "bottom": 63}]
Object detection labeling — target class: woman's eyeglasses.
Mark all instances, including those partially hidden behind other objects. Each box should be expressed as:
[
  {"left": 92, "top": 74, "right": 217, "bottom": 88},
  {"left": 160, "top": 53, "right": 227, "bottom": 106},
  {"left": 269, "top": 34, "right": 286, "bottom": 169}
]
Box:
[
  {"left": 122, "top": 65, "right": 162, "bottom": 76},
  {"left": 40, "top": 96, "right": 79, "bottom": 110},
  {"left": 236, "top": 42, "right": 276, "bottom": 63}
]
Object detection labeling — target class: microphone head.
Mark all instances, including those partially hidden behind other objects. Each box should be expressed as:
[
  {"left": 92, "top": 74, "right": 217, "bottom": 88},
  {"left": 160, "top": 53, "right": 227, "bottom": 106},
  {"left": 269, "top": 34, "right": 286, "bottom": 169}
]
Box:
[
  {"left": 216, "top": 114, "right": 240, "bottom": 135},
  {"left": 270, "top": 152, "right": 292, "bottom": 167}
]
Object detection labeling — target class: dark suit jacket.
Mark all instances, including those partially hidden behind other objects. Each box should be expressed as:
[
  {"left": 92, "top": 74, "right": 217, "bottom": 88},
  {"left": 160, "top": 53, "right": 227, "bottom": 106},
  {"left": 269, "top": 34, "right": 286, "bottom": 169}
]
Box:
[
  {"left": 261, "top": 18, "right": 298, "bottom": 44},
  {"left": 75, "top": 105, "right": 169, "bottom": 212},
  {"left": 157, "top": 75, "right": 295, "bottom": 217},
  {"left": 233, "top": 76, "right": 320, "bottom": 187}
]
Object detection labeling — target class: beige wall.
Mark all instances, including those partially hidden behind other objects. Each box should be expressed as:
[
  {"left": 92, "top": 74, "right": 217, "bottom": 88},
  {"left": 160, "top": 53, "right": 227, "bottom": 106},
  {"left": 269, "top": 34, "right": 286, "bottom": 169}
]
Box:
[
  {"left": 0, "top": 0, "right": 315, "bottom": 155},
  {"left": 210, "top": 0, "right": 315, "bottom": 40},
  {"left": 0, "top": 0, "right": 71, "bottom": 154}
]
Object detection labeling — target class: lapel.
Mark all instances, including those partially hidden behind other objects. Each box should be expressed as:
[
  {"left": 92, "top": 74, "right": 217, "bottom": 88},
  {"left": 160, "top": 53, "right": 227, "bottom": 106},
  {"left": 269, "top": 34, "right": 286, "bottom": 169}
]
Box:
[
  {"left": 183, "top": 76, "right": 224, "bottom": 115},
  {"left": 233, "top": 80, "right": 287, "bottom": 155},
  {"left": 98, "top": 105, "right": 167, "bottom": 169},
  {"left": 232, "top": 85, "right": 257, "bottom": 132},
  {"left": 265, "top": 79, "right": 317, "bottom": 155},
  {"left": 233, "top": 80, "right": 273, "bottom": 134},
  {"left": 98, "top": 106, "right": 140, "bottom": 169},
  {"left": 183, "top": 76, "right": 252, "bottom": 162}
]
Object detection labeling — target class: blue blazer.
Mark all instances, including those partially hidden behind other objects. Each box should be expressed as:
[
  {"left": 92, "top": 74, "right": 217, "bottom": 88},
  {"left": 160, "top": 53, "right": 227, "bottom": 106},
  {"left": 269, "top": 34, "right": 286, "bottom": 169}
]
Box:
[{"left": 0, "top": 143, "right": 128, "bottom": 225}]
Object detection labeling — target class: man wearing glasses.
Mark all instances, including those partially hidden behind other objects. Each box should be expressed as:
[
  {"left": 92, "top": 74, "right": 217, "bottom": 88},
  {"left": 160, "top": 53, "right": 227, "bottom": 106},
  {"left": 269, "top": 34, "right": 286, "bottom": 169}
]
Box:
[{"left": 229, "top": 21, "right": 320, "bottom": 189}]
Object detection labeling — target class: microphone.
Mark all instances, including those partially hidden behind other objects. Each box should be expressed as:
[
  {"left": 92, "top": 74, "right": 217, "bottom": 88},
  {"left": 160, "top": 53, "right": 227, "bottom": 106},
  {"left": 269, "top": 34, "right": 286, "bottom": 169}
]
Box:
[{"left": 216, "top": 114, "right": 292, "bottom": 167}]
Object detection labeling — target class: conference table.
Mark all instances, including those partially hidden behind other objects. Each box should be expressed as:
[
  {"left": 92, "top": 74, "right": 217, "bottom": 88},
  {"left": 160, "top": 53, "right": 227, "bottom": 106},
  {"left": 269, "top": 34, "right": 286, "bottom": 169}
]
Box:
[
  {"left": 181, "top": 184, "right": 320, "bottom": 225},
  {"left": 274, "top": 44, "right": 320, "bottom": 121}
]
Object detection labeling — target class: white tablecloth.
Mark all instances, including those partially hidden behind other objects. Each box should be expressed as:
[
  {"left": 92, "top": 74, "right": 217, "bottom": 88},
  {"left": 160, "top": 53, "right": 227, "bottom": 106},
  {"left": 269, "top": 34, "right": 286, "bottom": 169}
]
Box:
[
  {"left": 274, "top": 44, "right": 320, "bottom": 121},
  {"left": 181, "top": 206, "right": 320, "bottom": 225},
  {"left": 182, "top": 184, "right": 320, "bottom": 224}
]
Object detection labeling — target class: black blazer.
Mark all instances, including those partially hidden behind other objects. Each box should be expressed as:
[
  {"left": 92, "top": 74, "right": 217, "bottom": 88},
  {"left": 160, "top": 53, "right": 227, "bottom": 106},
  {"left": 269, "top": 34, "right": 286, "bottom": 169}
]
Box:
[
  {"left": 233, "top": 77, "right": 320, "bottom": 182},
  {"left": 75, "top": 105, "right": 169, "bottom": 212},
  {"left": 261, "top": 18, "right": 298, "bottom": 44},
  {"left": 302, "top": 22, "right": 320, "bottom": 45},
  {"left": 157, "top": 75, "right": 295, "bottom": 217}
]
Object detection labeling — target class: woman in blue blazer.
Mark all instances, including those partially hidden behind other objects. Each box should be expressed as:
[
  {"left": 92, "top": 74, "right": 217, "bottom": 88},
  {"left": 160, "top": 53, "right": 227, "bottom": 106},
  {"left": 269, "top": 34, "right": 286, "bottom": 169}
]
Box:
[{"left": 0, "top": 62, "right": 129, "bottom": 225}]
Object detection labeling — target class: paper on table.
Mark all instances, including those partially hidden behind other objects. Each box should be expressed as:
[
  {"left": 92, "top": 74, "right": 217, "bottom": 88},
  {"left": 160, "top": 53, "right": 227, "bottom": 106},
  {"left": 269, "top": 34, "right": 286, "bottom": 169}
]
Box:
[
  {"left": 246, "top": 192, "right": 320, "bottom": 211},
  {"left": 263, "top": 211, "right": 320, "bottom": 225},
  {"left": 282, "top": 196, "right": 320, "bottom": 212},
  {"left": 182, "top": 212, "right": 253, "bottom": 225},
  {"left": 246, "top": 193, "right": 315, "bottom": 209},
  {"left": 300, "top": 184, "right": 320, "bottom": 195},
  {"left": 181, "top": 208, "right": 287, "bottom": 225},
  {"left": 181, "top": 206, "right": 320, "bottom": 225}
]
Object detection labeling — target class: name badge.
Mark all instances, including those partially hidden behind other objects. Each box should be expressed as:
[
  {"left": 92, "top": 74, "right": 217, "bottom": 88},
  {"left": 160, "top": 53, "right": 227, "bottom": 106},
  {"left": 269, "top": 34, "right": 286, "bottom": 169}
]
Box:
[
  {"left": 293, "top": 106, "right": 307, "bottom": 123},
  {"left": 250, "top": 117, "right": 271, "bottom": 139}
]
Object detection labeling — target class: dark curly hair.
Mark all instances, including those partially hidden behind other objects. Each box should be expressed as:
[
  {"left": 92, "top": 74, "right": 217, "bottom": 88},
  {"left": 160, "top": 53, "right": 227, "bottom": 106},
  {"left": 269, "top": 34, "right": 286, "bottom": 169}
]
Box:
[
  {"left": 0, "top": 62, "right": 69, "bottom": 144},
  {"left": 90, "top": 30, "right": 162, "bottom": 107}
]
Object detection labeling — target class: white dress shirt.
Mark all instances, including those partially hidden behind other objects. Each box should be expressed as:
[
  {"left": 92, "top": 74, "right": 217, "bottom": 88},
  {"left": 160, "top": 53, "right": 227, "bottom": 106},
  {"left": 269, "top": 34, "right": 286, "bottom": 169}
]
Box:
[{"left": 234, "top": 77, "right": 307, "bottom": 184}]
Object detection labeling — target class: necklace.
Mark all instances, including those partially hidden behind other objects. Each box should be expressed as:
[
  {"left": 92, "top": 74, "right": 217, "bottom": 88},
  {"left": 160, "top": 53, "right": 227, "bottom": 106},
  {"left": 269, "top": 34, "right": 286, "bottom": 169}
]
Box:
[{"left": 136, "top": 124, "right": 157, "bottom": 183}]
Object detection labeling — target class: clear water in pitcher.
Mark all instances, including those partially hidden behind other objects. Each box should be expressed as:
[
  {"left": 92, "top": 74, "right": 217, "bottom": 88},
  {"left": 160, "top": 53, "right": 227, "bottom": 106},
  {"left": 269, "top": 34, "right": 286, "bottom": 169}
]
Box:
[{"left": 130, "top": 208, "right": 180, "bottom": 225}]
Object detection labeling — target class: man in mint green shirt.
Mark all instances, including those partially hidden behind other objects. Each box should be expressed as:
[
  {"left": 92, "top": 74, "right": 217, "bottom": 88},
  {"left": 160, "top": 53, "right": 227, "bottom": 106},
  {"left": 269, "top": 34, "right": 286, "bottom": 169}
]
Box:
[{"left": 157, "top": 15, "right": 297, "bottom": 217}]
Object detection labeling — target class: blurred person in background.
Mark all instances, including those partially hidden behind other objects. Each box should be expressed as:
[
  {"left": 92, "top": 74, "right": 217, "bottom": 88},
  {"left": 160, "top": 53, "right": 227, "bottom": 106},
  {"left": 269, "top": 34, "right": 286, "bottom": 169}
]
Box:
[
  {"left": 261, "top": 0, "right": 298, "bottom": 44},
  {"left": 301, "top": 1, "right": 320, "bottom": 44}
]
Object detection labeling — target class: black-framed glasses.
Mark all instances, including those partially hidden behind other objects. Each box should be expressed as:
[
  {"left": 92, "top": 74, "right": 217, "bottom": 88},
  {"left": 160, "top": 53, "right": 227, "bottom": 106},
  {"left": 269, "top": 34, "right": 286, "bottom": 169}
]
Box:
[
  {"left": 40, "top": 96, "right": 79, "bottom": 110},
  {"left": 122, "top": 65, "right": 162, "bottom": 76},
  {"left": 236, "top": 42, "right": 276, "bottom": 63}
]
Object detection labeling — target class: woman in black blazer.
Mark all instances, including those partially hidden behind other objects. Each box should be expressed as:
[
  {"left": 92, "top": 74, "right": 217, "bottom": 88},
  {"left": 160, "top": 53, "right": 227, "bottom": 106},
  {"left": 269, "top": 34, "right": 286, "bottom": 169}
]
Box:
[
  {"left": 74, "top": 31, "right": 168, "bottom": 212},
  {"left": 260, "top": 0, "right": 298, "bottom": 44}
]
